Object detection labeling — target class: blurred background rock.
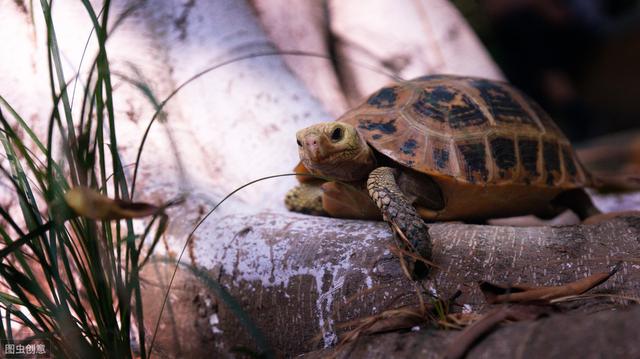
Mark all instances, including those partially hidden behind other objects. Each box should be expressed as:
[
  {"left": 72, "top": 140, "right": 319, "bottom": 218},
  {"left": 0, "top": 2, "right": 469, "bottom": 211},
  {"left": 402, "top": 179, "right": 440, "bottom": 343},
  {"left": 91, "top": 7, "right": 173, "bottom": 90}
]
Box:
[{"left": 452, "top": 0, "right": 640, "bottom": 142}]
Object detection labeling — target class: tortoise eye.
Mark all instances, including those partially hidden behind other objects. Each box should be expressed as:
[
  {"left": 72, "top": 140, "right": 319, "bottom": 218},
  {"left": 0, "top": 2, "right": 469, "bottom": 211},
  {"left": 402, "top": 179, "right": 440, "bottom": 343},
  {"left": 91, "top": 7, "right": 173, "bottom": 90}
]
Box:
[
  {"left": 296, "top": 138, "right": 302, "bottom": 147},
  {"left": 331, "top": 127, "right": 343, "bottom": 142}
]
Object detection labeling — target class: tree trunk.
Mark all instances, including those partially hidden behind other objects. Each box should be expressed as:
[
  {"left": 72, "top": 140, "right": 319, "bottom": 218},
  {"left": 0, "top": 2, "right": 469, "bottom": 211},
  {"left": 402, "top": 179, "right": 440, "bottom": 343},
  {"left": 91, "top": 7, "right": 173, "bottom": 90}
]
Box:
[
  {"left": 302, "top": 305, "right": 640, "bottom": 358},
  {"left": 142, "top": 213, "right": 639, "bottom": 356}
]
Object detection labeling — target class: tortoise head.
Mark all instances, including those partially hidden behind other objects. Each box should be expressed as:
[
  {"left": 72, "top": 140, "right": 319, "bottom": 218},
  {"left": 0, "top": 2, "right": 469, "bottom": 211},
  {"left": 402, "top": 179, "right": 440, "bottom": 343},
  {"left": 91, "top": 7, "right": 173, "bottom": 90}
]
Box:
[{"left": 296, "top": 122, "right": 376, "bottom": 181}]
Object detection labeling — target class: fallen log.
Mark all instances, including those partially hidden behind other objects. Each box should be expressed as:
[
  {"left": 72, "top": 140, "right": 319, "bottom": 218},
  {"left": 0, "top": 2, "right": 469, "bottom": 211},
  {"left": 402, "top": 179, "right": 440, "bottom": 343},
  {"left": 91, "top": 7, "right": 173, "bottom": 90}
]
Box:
[
  {"left": 142, "top": 213, "right": 640, "bottom": 356},
  {"left": 303, "top": 305, "right": 640, "bottom": 358}
]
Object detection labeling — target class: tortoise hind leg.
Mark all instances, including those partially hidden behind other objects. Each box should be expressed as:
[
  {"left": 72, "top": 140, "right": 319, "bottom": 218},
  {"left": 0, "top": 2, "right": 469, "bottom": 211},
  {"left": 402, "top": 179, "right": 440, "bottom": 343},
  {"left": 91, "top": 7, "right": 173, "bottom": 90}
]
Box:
[
  {"left": 553, "top": 188, "right": 640, "bottom": 224},
  {"left": 367, "top": 167, "right": 431, "bottom": 278},
  {"left": 552, "top": 188, "right": 600, "bottom": 221}
]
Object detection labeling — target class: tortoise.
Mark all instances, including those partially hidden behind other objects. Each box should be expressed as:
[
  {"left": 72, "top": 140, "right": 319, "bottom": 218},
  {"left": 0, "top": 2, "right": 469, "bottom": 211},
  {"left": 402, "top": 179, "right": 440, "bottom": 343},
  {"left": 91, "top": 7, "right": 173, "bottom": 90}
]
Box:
[{"left": 285, "top": 75, "right": 600, "bottom": 275}]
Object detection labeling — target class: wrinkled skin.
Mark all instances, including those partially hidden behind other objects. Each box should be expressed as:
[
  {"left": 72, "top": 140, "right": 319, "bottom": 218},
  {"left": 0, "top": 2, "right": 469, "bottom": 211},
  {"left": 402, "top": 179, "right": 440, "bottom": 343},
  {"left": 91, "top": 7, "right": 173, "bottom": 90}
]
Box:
[{"left": 296, "top": 122, "right": 376, "bottom": 182}]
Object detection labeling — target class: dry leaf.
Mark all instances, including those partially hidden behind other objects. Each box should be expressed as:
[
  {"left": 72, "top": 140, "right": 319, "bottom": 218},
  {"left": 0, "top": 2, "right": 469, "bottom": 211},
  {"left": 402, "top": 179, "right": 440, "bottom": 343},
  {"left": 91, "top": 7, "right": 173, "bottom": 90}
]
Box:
[
  {"left": 445, "top": 263, "right": 624, "bottom": 359},
  {"left": 480, "top": 262, "right": 622, "bottom": 304},
  {"left": 339, "top": 306, "right": 425, "bottom": 345},
  {"left": 337, "top": 291, "right": 461, "bottom": 345},
  {"left": 64, "top": 187, "right": 160, "bottom": 220},
  {"left": 443, "top": 312, "right": 484, "bottom": 329}
]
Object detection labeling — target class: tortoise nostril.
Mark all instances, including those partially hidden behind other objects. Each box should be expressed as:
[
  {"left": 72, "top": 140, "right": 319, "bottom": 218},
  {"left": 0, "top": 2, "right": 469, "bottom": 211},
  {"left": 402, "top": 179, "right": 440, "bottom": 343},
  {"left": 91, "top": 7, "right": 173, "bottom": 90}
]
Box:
[{"left": 303, "top": 135, "right": 321, "bottom": 152}]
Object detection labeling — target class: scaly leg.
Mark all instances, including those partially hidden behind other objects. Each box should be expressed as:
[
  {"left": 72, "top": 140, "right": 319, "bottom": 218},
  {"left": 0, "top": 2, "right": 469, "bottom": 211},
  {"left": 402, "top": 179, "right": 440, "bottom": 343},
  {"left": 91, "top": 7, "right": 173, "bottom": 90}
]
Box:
[
  {"left": 553, "top": 188, "right": 600, "bottom": 220},
  {"left": 285, "top": 182, "right": 326, "bottom": 216},
  {"left": 367, "top": 167, "right": 432, "bottom": 278},
  {"left": 553, "top": 188, "right": 640, "bottom": 224}
]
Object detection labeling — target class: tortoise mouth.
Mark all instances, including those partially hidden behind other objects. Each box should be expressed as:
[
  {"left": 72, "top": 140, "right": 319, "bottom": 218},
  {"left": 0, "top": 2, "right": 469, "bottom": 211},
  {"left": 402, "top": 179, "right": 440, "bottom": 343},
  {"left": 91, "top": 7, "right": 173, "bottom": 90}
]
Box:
[{"left": 305, "top": 147, "right": 358, "bottom": 166}]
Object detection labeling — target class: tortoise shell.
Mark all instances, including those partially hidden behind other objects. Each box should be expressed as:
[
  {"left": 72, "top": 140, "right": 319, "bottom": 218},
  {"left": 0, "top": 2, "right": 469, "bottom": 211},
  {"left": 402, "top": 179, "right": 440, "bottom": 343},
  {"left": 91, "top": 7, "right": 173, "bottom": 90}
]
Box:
[{"left": 339, "top": 75, "right": 591, "bottom": 189}]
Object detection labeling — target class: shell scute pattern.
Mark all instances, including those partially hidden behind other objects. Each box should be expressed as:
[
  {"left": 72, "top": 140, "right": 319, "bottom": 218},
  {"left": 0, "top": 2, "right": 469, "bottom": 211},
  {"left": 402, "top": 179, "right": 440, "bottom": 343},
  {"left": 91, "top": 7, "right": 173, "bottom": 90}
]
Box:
[
  {"left": 489, "top": 135, "right": 517, "bottom": 180},
  {"left": 339, "top": 75, "right": 589, "bottom": 188},
  {"left": 358, "top": 117, "right": 398, "bottom": 135},
  {"left": 456, "top": 140, "right": 489, "bottom": 183},
  {"left": 543, "top": 140, "right": 562, "bottom": 186},
  {"left": 367, "top": 86, "right": 398, "bottom": 109},
  {"left": 411, "top": 86, "right": 487, "bottom": 130},
  {"left": 433, "top": 147, "right": 450, "bottom": 170},
  {"left": 517, "top": 137, "right": 541, "bottom": 184},
  {"left": 561, "top": 146, "right": 578, "bottom": 178},
  {"left": 426, "top": 137, "right": 456, "bottom": 177},
  {"left": 363, "top": 84, "right": 415, "bottom": 114},
  {"left": 400, "top": 139, "right": 418, "bottom": 156},
  {"left": 471, "top": 79, "right": 537, "bottom": 127}
]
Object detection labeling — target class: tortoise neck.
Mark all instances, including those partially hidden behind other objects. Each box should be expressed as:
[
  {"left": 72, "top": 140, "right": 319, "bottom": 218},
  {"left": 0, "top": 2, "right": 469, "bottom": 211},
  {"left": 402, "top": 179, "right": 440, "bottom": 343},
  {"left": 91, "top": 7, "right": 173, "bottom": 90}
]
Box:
[{"left": 349, "top": 143, "right": 377, "bottom": 180}]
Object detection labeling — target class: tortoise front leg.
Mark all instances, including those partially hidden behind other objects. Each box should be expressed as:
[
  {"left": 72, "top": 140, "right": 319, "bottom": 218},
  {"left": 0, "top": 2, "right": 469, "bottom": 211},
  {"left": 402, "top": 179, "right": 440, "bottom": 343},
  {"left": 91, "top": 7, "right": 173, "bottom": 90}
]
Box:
[
  {"left": 367, "top": 167, "right": 432, "bottom": 278},
  {"left": 285, "top": 183, "right": 326, "bottom": 216},
  {"left": 286, "top": 181, "right": 382, "bottom": 219}
]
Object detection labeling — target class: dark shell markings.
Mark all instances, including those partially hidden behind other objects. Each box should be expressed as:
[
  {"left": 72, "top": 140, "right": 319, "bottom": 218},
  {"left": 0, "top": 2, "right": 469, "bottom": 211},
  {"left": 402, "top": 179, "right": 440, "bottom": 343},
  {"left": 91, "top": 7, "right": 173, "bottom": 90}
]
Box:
[
  {"left": 411, "top": 86, "right": 486, "bottom": 129},
  {"left": 357, "top": 118, "right": 397, "bottom": 135},
  {"left": 456, "top": 142, "right": 489, "bottom": 183},
  {"left": 472, "top": 79, "right": 535, "bottom": 125},
  {"left": 367, "top": 87, "right": 398, "bottom": 109},
  {"left": 562, "top": 146, "right": 578, "bottom": 178},
  {"left": 543, "top": 141, "right": 561, "bottom": 185},
  {"left": 489, "top": 136, "right": 517, "bottom": 179},
  {"left": 400, "top": 139, "right": 418, "bottom": 156},
  {"left": 432, "top": 148, "right": 449, "bottom": 170},
  {"left": 517, "top": 138, "right": 540, "bottom": 182}
]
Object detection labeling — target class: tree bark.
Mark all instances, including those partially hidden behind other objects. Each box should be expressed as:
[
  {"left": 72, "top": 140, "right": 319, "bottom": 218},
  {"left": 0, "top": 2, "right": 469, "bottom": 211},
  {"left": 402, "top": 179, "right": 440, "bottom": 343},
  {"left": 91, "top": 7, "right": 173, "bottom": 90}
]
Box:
[
  {"left": 0, "top": 0, "right": 330, "bottom": 232},
  {"left": 249, "top": 0, "right": 349, "bottom": 117},
  {"left": 302, "top": 305, "right": 640, "bottom": 358},
  {"left": 143, "top": 213, "right": 640, "bottom": 356}
]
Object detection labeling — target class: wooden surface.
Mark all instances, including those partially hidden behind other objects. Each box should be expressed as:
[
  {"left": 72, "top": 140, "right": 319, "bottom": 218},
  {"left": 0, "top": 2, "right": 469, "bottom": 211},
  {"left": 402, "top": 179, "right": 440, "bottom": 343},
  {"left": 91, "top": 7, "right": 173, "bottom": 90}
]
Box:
[
  {"left": 158, "top": 212, "right": 640, "bottom": 356},
  {"left": 303, "top": 305, "right": 640, "bottom": 358}
]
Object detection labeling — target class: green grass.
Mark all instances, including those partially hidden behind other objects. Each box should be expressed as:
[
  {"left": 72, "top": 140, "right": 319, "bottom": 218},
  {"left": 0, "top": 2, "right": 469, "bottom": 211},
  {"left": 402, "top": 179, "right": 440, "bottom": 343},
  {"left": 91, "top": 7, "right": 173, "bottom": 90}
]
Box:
[
  {"left": 0, "top": 1, "right": 165, "bottom": 357},
  {"left": 0, "top": 1, "right": 288, "bottom": 357}
]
